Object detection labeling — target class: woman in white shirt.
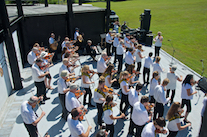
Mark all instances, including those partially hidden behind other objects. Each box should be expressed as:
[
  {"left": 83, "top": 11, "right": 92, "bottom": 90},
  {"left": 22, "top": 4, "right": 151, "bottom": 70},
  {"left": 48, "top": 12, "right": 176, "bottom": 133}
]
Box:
[
  {"left": 126, "top": 64, "right": 139, "bottom": 88},
  {"left": 119, "top": 71, "right": 131, "bottom": 114},
  {"left": 81, "top": 65, "right": 95, "bottom": 107},
  {"left": 149, "top": 71, "right": 160, "bottom": 103},
  {"left": 134, "top": 44, "right": 145, "bottom": 74},
  {"left": 102, "top": 64, "right": 117, "bottom": 88},
  {"left": 166, "top": 102, "right": 191, "bottom": 137},
  {"left": 181, "top": 74, "right": 197, "bottom": 123}
]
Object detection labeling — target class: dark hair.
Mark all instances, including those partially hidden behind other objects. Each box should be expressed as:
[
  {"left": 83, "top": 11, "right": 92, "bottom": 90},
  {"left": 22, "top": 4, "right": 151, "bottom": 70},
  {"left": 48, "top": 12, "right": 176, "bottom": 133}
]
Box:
[
  {"left": 154, "top": 117, "right": 166, "bottom": 127},
  {"left": 128, "top": 47, "right": 133, "bottom": 52},
  {"left": 141, "top": 96, "right": 149, "bottom": 103},
  {"left": 182, "top": 74, "right": 193, "bottom": 86},
  {"left": 105, "top": 94, "right": 113, "bottom": 104},
  {"left": 64, "top": 52, "right": 70, "bottom": 58},
  {"left": 95, "top": 130, "right": 106, "bottom": 137},
  {"left": 61, "top": 47, "right": 68, "bottom": 57},
  {"left": 136, "top": 82, "right": 143, "bottom": 90},
  {"left": 71, "top": 108, "right": 80, "bottom": 118},
  {"left": 149, "top": 52, "right": 153, "bottom": 57}
]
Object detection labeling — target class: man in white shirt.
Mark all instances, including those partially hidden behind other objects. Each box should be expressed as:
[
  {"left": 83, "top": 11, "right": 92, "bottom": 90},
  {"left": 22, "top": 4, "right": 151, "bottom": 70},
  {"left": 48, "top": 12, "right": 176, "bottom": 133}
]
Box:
[
  {"left": 93, "top": 76, "right": 108, "bottom": 129},
  {"left": 153, "top": 31, "right": 163, "bottom": 57},
  {"left": 97, "top": 52, "right": 111, "bottom": 77},
  {"left": 112, "top": 33, "right": 121, "bottom": 64},
  {"left": 141, "top": 117, "right": 167, "bottom": 137},
  {"left": 116, "top": 39, "right": 125, "bottom": 73},
  {"left": 21, "top": 96, "right": 45, "bottom": 137},
  {"left": 129, "top": 96, "right": 152, "bottom": 136},
  {"left": 143, "top": 52, "right": 153, "bottom": 85},
  {"left": 27, "top": 47, "right": 39, "bottom": 65},
  {"left": 58, "top": 70, "right": 71, "bottom": 120},
  {"left": 125, "top": 47, "right": 135, "bottom": 69},
  {"left": 32, "top": 58, "right": 50, "bottom": 104},
  {"left": 67, "top": 107, "right": 92, "bottom": 137},
  {"left": 65, "top": 84, "right": 82, "bottom": 113},
  {"left": 153, "top": 78, "right": 171, "bottom": 120},
  {"left": 74, "top": 28, "right": 80, "bottom": 40},
  {"left": 105, "top": 30, "right": 114, "bottom": 56}
]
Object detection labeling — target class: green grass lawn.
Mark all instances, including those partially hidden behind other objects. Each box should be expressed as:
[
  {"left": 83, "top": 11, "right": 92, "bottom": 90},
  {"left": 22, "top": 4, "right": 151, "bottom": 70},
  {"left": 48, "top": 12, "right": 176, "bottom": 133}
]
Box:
[{"left": 87, "top": 0, "right": 207, "bottom": 77}]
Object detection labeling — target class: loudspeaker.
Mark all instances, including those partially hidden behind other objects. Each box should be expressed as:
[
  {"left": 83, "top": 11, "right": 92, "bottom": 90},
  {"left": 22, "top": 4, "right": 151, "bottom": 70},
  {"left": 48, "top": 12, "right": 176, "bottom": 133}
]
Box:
[
  {"left": 140, "top": 9, "right": 151, "bottom": 32},
  {"left": 145, "top": 33, "right": 153, "bottom": 46},
  {"left": 198, "top": 77, "right": 207, "bottom": 93}
]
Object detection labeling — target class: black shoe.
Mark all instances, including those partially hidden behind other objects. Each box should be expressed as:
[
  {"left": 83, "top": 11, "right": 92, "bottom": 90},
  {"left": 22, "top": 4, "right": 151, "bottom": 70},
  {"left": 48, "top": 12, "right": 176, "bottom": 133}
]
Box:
[
  {"left": 88, "top": 104, "right": 95, "bottom": 107},
  {"left": 100, "top": 125, "right": 106, "bottom": 129},
  {"left": 44, "top": 97, "right": 50, "bottom": 101},
  {"left": 41, "top": 101, "right": 45, "bottom": 104}
]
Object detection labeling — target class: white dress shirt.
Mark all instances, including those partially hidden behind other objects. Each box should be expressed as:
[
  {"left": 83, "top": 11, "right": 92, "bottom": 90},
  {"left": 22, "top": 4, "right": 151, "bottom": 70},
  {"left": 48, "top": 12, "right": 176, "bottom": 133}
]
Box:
[
  {"left": 124, "top": 37, "right": 131, "bottom": 48},
  {"left": 32, "top": 63, "right": 45, "bottom": 82},
  {"left": 65, "top": 92, "right": 81, "bottom": 112},
  {"left": 144, "top": 56, "right": 153, "bottom": 69},
  {"left": 149, "top": 78, "right": 158, "bottom": 96},
  {"left": 67, "top": 114, "right": 85, "bottom": 137},
  {"left": 125, "top": 51, "right": 134, "bottom": 65},
  {"left": 103, "top": 109, "right": 114, "bottom": 125},
  {"left": 154, "top": 85, "right": 170, "bottom": 104},
  {"left": 116, "top": 44, "right": 125, "bottom": 55},
  {"left": 128, "top": 88, "right": 139, "bottom": 106},
  {"left": 141, "top": 122, "right": 156, "bottom": 137},
  {"left": 132, "top": 102, "right": 149, "bottom": 126},
  {"left": 167, "top": 118, "right": 181, "bottom": 132},
  {"left": 154, "top": 36, "right": 163, "bottom": 47},
  {"left": 74, "top": 31, "right": 79, "bottom": 40},
  {"left": 134, "top": 49, "right": 141, "bottom": 63},
  {"left": 93, "top": 89, "right": 108, "bottom": 104},
  {"left": 59, "top": 64, "right": 69, "bottom": 77},
  {"left": 58, "top": 77, "right": 71, "bottom": 94},
  {"left": 106, "top": 33, "right": 112, "bottom": 44},
  {"left": 166, "top": 72, "right": 178, "bottom": 90},
  {"left": 21, "top": 101, "right": 37, "bottom": 124},
  {"left": 27, "top": 51, "right": 37, "bottom": 65},
  {"left": 153, "top": 63, "right": 163, "bottom": 76},
  {"left": 97, "top": 57, "right": 107, "bottom": 73},
  {"left": 81, "top": 75, "right": 91, "bottom": 88},
  {"left": 113, "top": 37, "right": 119, "bottom": 47}
]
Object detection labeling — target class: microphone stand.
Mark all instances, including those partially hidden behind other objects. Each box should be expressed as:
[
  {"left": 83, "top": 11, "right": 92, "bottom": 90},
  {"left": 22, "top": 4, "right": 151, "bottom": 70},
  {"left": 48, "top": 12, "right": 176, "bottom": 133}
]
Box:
[
  {"left": 201, "top": 60, "right": 204, "bottom": 77},
  {"left": 168, "top": 40, "right": 175, "bottom": 66}
]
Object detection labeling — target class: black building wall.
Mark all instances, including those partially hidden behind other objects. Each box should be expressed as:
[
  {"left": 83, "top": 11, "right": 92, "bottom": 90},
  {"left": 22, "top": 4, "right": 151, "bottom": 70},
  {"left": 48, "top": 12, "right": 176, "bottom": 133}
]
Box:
[{"left": 21, "top": 10, "right": 105, "bottom": 66}]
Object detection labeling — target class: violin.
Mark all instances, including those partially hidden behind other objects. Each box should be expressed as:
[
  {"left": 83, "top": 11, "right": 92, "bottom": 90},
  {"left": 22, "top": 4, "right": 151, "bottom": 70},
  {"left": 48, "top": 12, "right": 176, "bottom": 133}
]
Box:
[
  {"left": 102, "top": 85, "right": 119, "bottom": 96},
  {"left": 155, "top": 128, "right": 167, "bottom": 134},
  {"left": 75, "top": 90, "right": 85, "bottom": 97},
  {"left": 145, "top": 103, "right": 154, "bottom": 112},
  {"left": 36, "top": 52, "right": 40, "bottom": 57},
  {"left": 79, "top": 108, "right": 87, "bottom": 121},
  {"left": 40, "top": 65, "right": 47, "bottom": 70},
  {"left": 44, "top": 53, "right": 53, "bottom": 59},
  {"left": 126, "top": 74, "right": 133, "bottom": 81},
  {"left": 88, "top": 70, "right": 97, "bottom": 74},
  {"left": 66, "top": 77, "right": 76, "bottom": 82}
]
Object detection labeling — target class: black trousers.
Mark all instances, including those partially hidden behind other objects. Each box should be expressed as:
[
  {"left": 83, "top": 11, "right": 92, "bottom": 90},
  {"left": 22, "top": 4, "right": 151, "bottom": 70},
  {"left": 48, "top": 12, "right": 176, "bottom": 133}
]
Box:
[
  {"left": 129, "top": 120, "right": 144, "bottom": 137},
  {"left": 128, "top": 105, "right": 134, "bottom": 134},
  {"left": 106, "top": 123, "right": 114, "bottom": 137},
  {"left": 58, "top": 93, "right": 69, "bottom": 120},
  {"left": 137, "top": 62, "right": 141, "bottom": 72},
  {"left": 153, "top": 102, "right": 164, "bottom": 120},
  {"left": 167, "top": 131, "right": 178, "bottom": 137},
  {"left": 166, "top": 89, "right": 175, "bottom": 103},
  {"left": 181, "top": 99, "right": 191, "bottom": 112},
  {"left": 96, "top": 103, "right": 104, "bottom": 126},
  {"left": 112, "top": 47, "right": 117, "bottom": 63},
  {"left": 116, "top": 54, "right": 123, "bottom": 73},
  {"left": 34, "top": 81, "right": 46, "bottom": 100},
  {"left": 24, "top": 123, "right": 38, "bottom": 137},
  {"left": 83, "top": 87, "right": 92, "bottom": 105},
  {"left": 120, "top": 92, "right": 130, "bottom": 114},
  {"left": 149, "top": 95, "right": 155, "bottom": 103},
  {"left": 143, "top": 67, "right": 150, "bottom": 84},
  {"left": 125, "top": 63, "right": 130, "bottom": 70},
  {"left": 155, "top": 46, "right": 161, "bottom": 57},
  {"left": 106, "top": 43, "right": 112, "bottom": 56}
]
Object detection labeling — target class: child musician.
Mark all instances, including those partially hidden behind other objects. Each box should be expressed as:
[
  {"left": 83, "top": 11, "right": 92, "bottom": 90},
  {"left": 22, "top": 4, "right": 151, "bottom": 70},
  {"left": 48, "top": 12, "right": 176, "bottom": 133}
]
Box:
[
  {"left": 81, "top": 65, "right": 95, "bottom": 107},
  {"left": 126, "top": 64, "right": 139, "bottom": 88},
  {"left": 103, "top": 94, "right": 125, "bottom": 137},
  {"left": 149, "top": 71, "right": 160, "bottom": 103},
  {"left": 102, "top": 64, "right": 117, "bottom": 88}
]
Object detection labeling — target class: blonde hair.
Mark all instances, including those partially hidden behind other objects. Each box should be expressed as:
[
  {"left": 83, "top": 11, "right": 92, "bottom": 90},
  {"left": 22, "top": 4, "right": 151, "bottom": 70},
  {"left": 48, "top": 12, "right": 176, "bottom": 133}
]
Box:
[
  {"left": 166, "top": 102, "right": 180, "bottom": 120},
  {"left": 119, "top": 71, "right": 129, "bottom": 83},
  {"left": 137, "top": 44, "right": 143, "bottom": 52},
  {"left": 99, "top": 76, "right": 105, "bottom": 84},
  {"left": 155, "top": 56, "right": 161, "bottom": 62},
  {"left": 81, "top": 65, "right": 89, "bottom": 73},
  {"left": 162, "top": 78, "right": 170, "bottom": 86}
]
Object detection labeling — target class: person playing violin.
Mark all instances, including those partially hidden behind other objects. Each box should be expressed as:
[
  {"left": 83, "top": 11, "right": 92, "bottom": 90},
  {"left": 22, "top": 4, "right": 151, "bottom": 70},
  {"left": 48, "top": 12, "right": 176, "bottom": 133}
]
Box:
[
  {"left": 40, "top": 51, "right": 54, "bottom": 90},
  {"left": 119, "top": 71, "right": 131, "bottom": 115},
  {"left": 81, "top": 65, "right": 95, "bottom": 107},
  {"left": 129, "top": 96, "right": 152, "bottom": 137},
  {"left": 59, "top": 58, "right": 75, "bottom": 77},
  {"left": 67, "top": 107, "right": 92, "bottom": 137},
  {"left": 149, "top": 71, "right": 160, "bottom": 103},
  {"left": 32, "top": 58, "right": 50, "bottom": 104},
  {"left": 126, "top": 64, "right": 139, "bottom": 88},
  {"left": 27, "top": 45, "right": 40, "bottom": 65},
  {"left": 93, "top": 76, "right": 108, "bottom": 129},
  {"left": 166, "top": 102, "right": 191, "bottom": 137},
  {"left": 141, "top": 117, "right": 168, "bottom": 137},
  {"left": 57, "top": 70, "right": 71, "bottom": 120},
  {"left": 125, "top": 47, "right": 136, "bottom": 70},
  {"left": 97, "top": 52, "right": 111, "bottom": 77},
  {"left": 102, "top": 64, "right": 117, "bottom": 88},
  {"left": 103, "top": 94, "right": 125, "bottom": 137}
]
